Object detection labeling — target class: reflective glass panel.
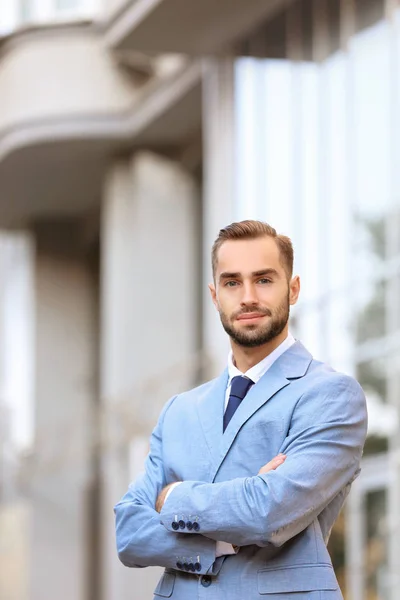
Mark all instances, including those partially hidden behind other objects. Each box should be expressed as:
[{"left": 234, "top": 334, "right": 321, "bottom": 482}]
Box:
[{"left": 365, "top": 489, "right": 389, "bottom": 600}]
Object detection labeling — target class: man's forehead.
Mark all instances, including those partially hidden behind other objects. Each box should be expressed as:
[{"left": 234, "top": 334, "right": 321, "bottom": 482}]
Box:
[{"left": 217, "top": 237, "right": 281, "bottom": 270}]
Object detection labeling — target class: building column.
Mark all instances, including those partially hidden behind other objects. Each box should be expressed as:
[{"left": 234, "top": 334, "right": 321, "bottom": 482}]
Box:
[
  {"left": 100, "top": 151, "right": 200, "bottom": 600},
  {"left": 202, "top": 58, "right": 237, "bottom": 377},
  {"left": 30, "top": 220, "right": 97, "bottom": 600}
]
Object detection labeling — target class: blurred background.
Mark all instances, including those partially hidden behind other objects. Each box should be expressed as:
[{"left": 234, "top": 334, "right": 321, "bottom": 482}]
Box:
[{"left": 0, "top": 0, "right": 399, "bottom": 599}]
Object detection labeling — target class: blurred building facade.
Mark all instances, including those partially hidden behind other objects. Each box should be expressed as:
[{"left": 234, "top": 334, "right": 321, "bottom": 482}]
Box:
[{"left": 0, "top": 1, "right": 399, "bottom": 600}]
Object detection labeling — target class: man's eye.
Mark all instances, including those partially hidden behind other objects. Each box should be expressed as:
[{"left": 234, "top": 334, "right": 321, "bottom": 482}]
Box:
[
  {"left": 225, "top": 281, "right": 238, "bottom": 287},
  {"left": 258, "top": 278, "right": 272, "bottom": 284}
]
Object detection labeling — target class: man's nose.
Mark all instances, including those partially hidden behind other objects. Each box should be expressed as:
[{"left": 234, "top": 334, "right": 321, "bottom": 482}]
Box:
[{"left": 240, "top": 283, "right": 258, "bottom": 305}]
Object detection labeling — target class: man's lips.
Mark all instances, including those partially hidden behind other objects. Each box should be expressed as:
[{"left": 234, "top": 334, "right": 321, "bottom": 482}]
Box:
[{"left": 236, "top": 313, "right": 267, "bottom": 321}]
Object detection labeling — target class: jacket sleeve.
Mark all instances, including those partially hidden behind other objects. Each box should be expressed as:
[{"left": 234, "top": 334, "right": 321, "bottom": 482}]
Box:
[
  {"left": 159, "top": 374, "right": 368, "bottom": 548},
  {"left": 114, "top": 396, "right": 217, "bottom": 573}
]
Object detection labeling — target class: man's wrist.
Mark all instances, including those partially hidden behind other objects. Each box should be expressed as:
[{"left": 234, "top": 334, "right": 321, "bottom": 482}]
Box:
[
  {"left": 215, "top": 541, "right": 240, "bottom": 557},
  {"left": 156, "top": 481, "right": 182, "bottom": 513},
  {"left": 155, "top": 484, "right": 173, "bottom": 513},
  {"left": 164, "top": 482, "right": 182, "bottom": 504}
]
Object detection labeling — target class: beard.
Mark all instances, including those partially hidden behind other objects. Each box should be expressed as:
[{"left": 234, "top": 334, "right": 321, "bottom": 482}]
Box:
[{"left": 219, "top": 293, "right": 290, "bottom": 348}]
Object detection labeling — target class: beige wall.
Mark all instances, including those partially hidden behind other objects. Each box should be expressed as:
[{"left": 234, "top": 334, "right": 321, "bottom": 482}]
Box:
[
  {"left": 101, "top": 0, "right": 128, "bottom": 19},
  {"left": 100, "top": 151, "right": 200, "bottom": 600},
  {"left": 0, "top": 503, "right": 29, "bottom": 600},
  {"left": 202, "top": 58, "right": 235, "bottom": 376},
  {"left": 0, "top": 28, "right": 136, "bottom": 132},
  {"left": 31, "top": 222, "right": 97, "bottom": 600}
]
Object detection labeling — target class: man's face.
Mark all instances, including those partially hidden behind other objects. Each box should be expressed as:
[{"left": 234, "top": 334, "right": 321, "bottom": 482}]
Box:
[{"left": 209, "top": 237, "right": 300, "bottom": 348}]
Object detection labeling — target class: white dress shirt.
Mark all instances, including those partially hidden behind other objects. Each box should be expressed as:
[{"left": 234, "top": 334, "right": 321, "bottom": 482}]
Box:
[
  {"left": 225, "top": 333, "right": 296, "bottom": 412},
  {"left": 164, "top": 333, "right": 296, "bottom": 558}
]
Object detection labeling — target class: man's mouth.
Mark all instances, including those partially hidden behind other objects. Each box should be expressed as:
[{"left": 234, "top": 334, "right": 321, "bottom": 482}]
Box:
[{"left": 236, "top": 313, "right": 266, "bottom": 321}]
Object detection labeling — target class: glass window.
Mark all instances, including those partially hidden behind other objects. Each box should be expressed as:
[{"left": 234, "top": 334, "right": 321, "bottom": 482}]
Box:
[
  {"left": 1, "top": 0, "right": 97, "bottom": 33},
  {"left": 354, "top": 278, "right": 386, "bottom": 344},
  {"left": 55, "top": 0, "right": 81, "bottom": 11},
  {"left": 0, "top": 1, "right": 19, "bottom": 33},
  {"left": 19, "top": 0, "right": 33, "bottom": 22},
  {"left": 350, "top": 21, "right": 394, "bottom": 283},
  {"left": 328, "top": 510, "right": 347, "bottom": 597},
  {"left": 235, "top": 59, "right": 266, "bottom": 220},
  {"left": 323, "top": 50, "right": 352, "bottom": 295},
  {"left": 325, "top": 291, "right": 354, "bottom": 373},
  {"left": 235, "top": 7, "right": 400, "bottom": 600},
  {"left": 296, "top": 62, "right": 321, "bottom": 305},
  {"left": 356, "top": 355, "right": 400, "bottom": 455},
  {"left": 365, "top": 489, "right": 389, "bottom": 600},
  {"left": 292, "top": 303, "right": 327, "bottom": 360},
  {"left": 262, "top": 61, "right": 295, "bottom": 238}
]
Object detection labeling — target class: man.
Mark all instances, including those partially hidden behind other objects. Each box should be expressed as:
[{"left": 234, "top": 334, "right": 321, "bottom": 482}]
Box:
[{"left": 115, "top": 220, "right": 368, "bottom": 599}]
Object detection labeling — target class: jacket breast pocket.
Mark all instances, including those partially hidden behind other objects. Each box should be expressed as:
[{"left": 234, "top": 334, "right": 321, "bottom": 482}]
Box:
[
  {"left": 257, "top": 564, "right": 339, "bottom": 595},
  {"left": 153, "top": 571, "right": 176, "bottom": 598}
]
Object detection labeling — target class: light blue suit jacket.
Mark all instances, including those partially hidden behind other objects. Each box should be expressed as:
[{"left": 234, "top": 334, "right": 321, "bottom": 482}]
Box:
[{"left": 115, "top": 341, "right": 368, "bottom": 599}]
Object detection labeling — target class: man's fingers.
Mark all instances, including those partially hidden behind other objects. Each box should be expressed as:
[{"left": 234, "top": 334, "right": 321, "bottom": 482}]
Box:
[
  {"left": 258, "top": 457, "right": 285, "bottom": 474},
  {"left": 258, "top": 454, "right": 286, "bottom": 474}
]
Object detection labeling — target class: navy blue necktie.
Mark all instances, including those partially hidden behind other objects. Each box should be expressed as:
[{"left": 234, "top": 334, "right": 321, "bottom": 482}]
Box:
[{"left": 223, "top": 376, "right": 254, "bottom": 432}]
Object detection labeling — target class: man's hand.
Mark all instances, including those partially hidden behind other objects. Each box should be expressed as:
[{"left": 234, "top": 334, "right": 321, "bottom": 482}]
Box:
[
  {"left": 258, "top": 453, "right": 286, "bottom": 475},
  {"left": 156, "top": 483, "right": 179, "bottom": 513}
]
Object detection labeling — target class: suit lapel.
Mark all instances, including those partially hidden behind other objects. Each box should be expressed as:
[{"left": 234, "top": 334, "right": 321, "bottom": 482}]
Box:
[
  {"left": 210, "top": 341, "right": 313, "bottom": 481},
  {"left": 196, "top": 368, "right": 228, "bottom": 475}
]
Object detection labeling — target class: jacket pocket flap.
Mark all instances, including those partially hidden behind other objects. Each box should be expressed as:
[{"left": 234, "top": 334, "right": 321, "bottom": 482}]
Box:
[
  {"left": 258, "top": 564, "right": 338, "bottom": 594},
  {"left": 154, "top": 572, "right": 176, "bottom": 597}
]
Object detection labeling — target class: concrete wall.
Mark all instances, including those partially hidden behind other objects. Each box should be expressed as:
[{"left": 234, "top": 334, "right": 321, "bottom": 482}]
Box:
[
  {"left": 100, "top": 151, "right": 200, "bottom": 600},
  {"left": 102, "top": 0, "right": 128, "bottom": 19},
  {"left": 30, "top": 221, "right": 97, "bottom": 600},
  {"left": 0, "top": 502, "right": 29, "bottom": 600},
  {"left": 0, "top": 27, "right": 136, "bottom": 132},
  {"left": 202, "top": 58, "right": 236, "bottom": 377}
]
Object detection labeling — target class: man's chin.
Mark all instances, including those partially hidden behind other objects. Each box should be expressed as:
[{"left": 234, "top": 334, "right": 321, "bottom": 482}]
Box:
[
  {"left": 235, "top": 321, "right": 265, "bottom": 334},
  {"left": 234, "top": 337, "right": 268, "bottom": 349},
  {"left": 230, "top": 327, "right": 271, "bottom": 348}
]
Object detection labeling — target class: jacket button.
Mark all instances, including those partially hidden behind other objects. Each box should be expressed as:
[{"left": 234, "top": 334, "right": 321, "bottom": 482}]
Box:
[
  {"left": 186, "top": 521, "right": 193, "bottom": 530},
  {"left": 194, "top": 562, "right": 201, "bottom": 571},
  {"left": 188, "top": 562, "right": 195, "bottom": 571},
  {"left": 193, "top": 522, "right": 200, "bottom": 531},
  {"left": 172, "top": 522, "right": 179, "bottom": 531},
  {"left": 201, "top": 575, "right": 212, "bottom": 587},
  {"left": 176, "top": 561, "right": 183, "bottom": 570},
  {"left": 183, "top": 562, "right": 190, "bottom": 571},
  {"left": 179, "top": 520, "right": 186, "bottom": 529}
]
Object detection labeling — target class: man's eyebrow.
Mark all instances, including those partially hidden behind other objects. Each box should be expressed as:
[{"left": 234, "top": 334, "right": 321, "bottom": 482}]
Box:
[
  {"left": 219, "top": 271, "right": 241, "bottom": 281},
  {"left": 219, "top": 268, "right": 279, "bottom": 281},
  {"left": 252, "top": 269, "right": 279, "bottom": 278}
]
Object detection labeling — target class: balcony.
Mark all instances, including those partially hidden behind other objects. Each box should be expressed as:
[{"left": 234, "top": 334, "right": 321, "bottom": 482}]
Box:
[
  {"left": 0, "top": 20, "right": 201, "bottom": 227},
  {"left": 105, "top": 0, "right": 291, "bottom": 54}
]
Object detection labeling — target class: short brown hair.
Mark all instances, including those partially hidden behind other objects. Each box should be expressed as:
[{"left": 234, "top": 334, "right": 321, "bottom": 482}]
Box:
[{"left": 211, "top": 220, "right": 294, "bottom": 280}]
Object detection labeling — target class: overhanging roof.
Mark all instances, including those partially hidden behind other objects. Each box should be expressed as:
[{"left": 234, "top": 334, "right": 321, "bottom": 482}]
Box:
[
  {"left": 105, "top": 0, "right": 293, "bottom": 54},
  {"left": 0, "top": 61, "right": 202, "bottom": 227}
]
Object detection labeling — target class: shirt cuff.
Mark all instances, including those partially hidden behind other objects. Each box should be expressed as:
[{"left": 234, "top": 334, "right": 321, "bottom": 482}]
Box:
[
  {"left": 164, "top": 481, "right": 182, "bottom": 504},
  {"left": 215, "top": 541, "right": 238, "bottom": 557}
]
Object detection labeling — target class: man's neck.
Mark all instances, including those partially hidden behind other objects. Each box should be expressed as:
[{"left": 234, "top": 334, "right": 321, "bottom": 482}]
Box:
[{"left": 231, "top": 328, "right": 289, "bottom": 373}]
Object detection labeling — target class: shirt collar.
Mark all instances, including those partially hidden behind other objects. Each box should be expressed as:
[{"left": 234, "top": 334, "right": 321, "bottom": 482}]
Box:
[{"left": 227, "top": 333, "right": 296, "bottom": 386}]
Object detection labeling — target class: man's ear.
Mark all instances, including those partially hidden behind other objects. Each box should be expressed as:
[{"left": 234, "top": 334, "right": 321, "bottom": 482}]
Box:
[
  {"left": 289, "top": 276, "right": 300, "bottom": 306},
  {"left": 208, "top": 282, "right": 219, "bottom": 310}
]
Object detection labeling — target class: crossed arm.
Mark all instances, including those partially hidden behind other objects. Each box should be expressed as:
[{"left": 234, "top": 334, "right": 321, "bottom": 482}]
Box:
[
  {"left": 155, "top": 454, "right": 286, "bottom": 513},
  {"left": 114, "top": 397, "right": 217, "bottom": 574},
  {"left": 158, "top": 377, "right": 367, "bottom": 548},
  {"left": 114, "top": 396, "right": 285, "bottom": 572},
  {"left": 115, "top": 376, "right": 367, "bottom": 568}
]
